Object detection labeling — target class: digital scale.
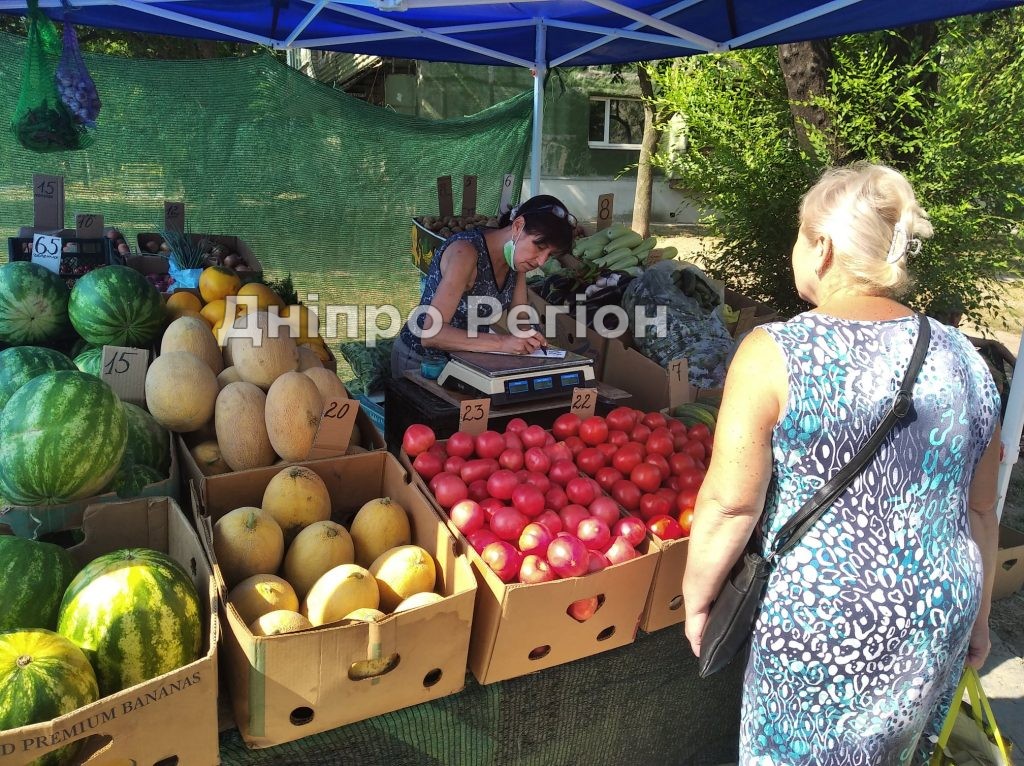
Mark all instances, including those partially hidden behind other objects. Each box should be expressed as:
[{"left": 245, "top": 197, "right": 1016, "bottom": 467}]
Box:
[{"left": 437, "top": 349, "right": 595, "bottom": 406}]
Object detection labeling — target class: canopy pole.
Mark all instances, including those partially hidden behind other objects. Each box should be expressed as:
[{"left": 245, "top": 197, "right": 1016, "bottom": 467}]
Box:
[
  {"left": 995, "top": 334, "right": 1024, "bottom": 521},
  {"left": 529, "top": 20, "right": 546, "bottom": 199}
]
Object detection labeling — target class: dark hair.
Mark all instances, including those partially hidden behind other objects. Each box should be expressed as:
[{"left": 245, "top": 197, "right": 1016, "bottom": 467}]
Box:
[{"left": 498, "top": 194, "right": 575, "bottom": 255}]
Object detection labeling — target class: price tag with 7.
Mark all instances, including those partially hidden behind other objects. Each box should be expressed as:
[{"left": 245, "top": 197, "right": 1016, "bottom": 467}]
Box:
[
  {"left": 668, "top": 358, "right": 689, "bottom": 409},
  {"left": 100, "top": 346, "right": 148, "bottom": 407},
  {"left": 30, "top": 234, "right": 62, "bottom": 274},
  {"left": 309, "top": 397, "right": 358, "bottom": 458},
  {"left": 570, "top": 387, "right": 597, "bottom": 419},
  {"left": 459, "top": 398, "right": 490, "bottom": 435}
]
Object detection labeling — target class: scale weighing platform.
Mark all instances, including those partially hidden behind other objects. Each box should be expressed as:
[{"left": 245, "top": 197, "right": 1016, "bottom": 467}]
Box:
[{"left": 437, "top": 349, "right": 595, "bottom": 406}]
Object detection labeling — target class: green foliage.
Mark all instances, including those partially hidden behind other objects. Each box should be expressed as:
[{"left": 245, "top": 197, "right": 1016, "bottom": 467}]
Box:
[{"left": 649, "top": 9, "right": 1024, "bottom": 323}]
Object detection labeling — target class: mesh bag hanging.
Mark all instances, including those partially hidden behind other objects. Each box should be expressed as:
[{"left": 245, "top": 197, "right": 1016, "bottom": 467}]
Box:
[{"left": 55, "top": 20, "right": 101, "bottom": 129}]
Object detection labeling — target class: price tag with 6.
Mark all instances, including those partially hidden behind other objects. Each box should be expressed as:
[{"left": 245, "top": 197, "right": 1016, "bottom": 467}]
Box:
[
  {"left": 30, "top": 234, "right": 62, "bottom": 274},
  {"left": 459, "top": 398, "right": 490, "bottom": 435},
  {"left": 570, "top": 387, "right": 597, "bottom": 419},
  {"left": 309, "top": 397, "right": 358, "bottom": 458},
  {"left": 100, "top": 346, "right": 148, "bottom": 407}
]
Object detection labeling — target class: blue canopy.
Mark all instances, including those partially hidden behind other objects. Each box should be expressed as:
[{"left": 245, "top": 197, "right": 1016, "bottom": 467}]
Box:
[{"left": 0, "top": 0, "right": 1020, "bottom": 68}]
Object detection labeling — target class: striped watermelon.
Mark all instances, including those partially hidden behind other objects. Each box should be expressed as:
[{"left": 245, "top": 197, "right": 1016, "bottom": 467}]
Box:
[
  {"left": 0, "top": 346, "right": 76, "bottom": 411},
  {"left": 0, "top": 536, "right": 79, "bottom": 632},
  {"left": 68, "top": 266, "right": 165, "bottom": 347},
  {"left": 73, "top": 345, "right": 103, "bottom": 376},
  {"left": 0, "top": 370, "right": 128, "bottom": 505},
  {"left": 0, "top": 629, "right": 99, "bottom": 765},
  {"left": 57, "top": 548, "right": 202, "bottom": 696},
  {"left": 122, "top": 402, "right": 171, "bottom": 475},
  {"left": 0, "top": 262, "right": 71, "bottom": 345}
]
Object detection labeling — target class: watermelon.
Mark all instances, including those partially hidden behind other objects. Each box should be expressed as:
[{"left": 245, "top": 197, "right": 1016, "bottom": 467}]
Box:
[
  {"left": 122, "top": 402, "right": 171, "bottom": 474},
  {"left": 0, "top": 629, "right": 99, "bottom": 765},
  {"left": 0, "top": 261, "right": 71, "bottom": 346},
  {"left": 0, "top": 346, "right": 76, "bottom": 411},
  {"left": 57, "top": 548, "right": 202, "bottom": 696},
  {"left": 0, "top": 536, "right": 79, "bottom": 632},
  {"left": 68, "top": 266, "right": 165, "bottom": 347},
  {"left": 0, "top": 371, "right": 128, "bottom": 505},
  {"left": 73, "top": 345, "right": 103, "bottom": 376}
]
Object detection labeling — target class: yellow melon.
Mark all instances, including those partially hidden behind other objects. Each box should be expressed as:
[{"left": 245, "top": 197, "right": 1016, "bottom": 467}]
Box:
[
  {"left": 342, "top": 608, "right": 385, "bottom": 623},
  {"left": 165, "top": 291, "right": 203, "bottom": 321},
  {"left": 249, "top": 610, "right": 313, "bottom": 637},
  {"left": 261, "top": 465, "right": 331, "bottom": 542},
  {"left": 200, "top": 297, "right": 246, "bottom": 329},
  {"left": 369, "top": 545, "right": 437, "bottom": 613},
  {"left": 296, "top": 346, "right": 324, "bottom": 371},
  {"left": 283, "top": 520, "right": 355, "bottom": 599},
  {"left": 265, "top": 372, "right": 323, "bottom": 462},
  {"left": 302, "top": 564, "right": 379, "bottom": 627},
  {"left": 229, "top": 574, "right": 299, "bottom": 626},
  {"left": 236, "top": 282, "right": 285, "bottom": 313},
  {"left": 393, "top": 591, "right": 444, "bottom": 614},
  {"left": 145, "top": 351, "right": 219, "bottom": 433},
  {"left": 160, "top": 315, "right": 224, "bottom": 375},
  {"left": 199, "top": 265, "right": 242, "bottom": 304},
  {"left": 217, "top": 366, "right": 242, "bottom": 389},
  {"left": 190, "top": 440, "right": 230, "bottom": 476},
  {"left": 349, "top": 497, "right": 411, "bottom": 568},
  {"left": 224, "top": 311, "right": 300, "bottom": 390},
  {"left": 303, "top": 368, "right": 348, "bottom": 402},
  {"left": 215, "top": 382, "right": 276, "bottom": 471},
  {"left": 213, "top": 506, "right": 284, "bottom": 588}
]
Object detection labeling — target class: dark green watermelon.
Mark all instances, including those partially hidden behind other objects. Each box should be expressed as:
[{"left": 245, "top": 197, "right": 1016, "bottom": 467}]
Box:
[
  {"left": 68, "top": 266, "right": 165, "bottom": 347},
  {"left": 0, "top": 346, "right": 76, "bottom": 411},
  {"left": 0, "top": 262, "right": 70, "bottom": 345}
]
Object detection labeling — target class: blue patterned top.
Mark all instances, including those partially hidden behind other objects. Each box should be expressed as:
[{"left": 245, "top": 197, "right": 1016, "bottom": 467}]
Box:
[
  {"left": 740, "top": 312, "right": 1000, "bottom": 765},
  {"left": 400, "top": 229, "right": 516, "bottom": 356}
]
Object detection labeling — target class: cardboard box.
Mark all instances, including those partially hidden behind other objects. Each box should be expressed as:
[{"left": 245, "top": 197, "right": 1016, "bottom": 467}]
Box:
[
  {"left": 993, "top": 524, "right": 1024, "bottom": 600},
  {"left": 0, "top": 497, "right": 219, "bottom": 766},
  {"left": 724, "top": 288, "right": 780, "bottom": 337},
  {"left": 0, "top": 434, "right": 181, "bottom": 540},
  {"left": 192, "top": 452, "right": 476, "bottom": 748},
  {"left": 135, "top": 233, "right": 263, "bottom": 283}
]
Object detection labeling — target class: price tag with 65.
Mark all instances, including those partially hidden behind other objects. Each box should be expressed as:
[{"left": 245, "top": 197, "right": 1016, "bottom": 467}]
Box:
[
  {"left": 459, "top": 398, "right": 490, "bottom": 435},
  {"left": 30, "top": 234, "right": 61, "bottom": 274},
  {"left": 309, "top": 397, "right": 359, "bottom": 458},
  {"left": 570, "top": 387, "right": 597, "bottom": 419},
  {"left": 100, "top": 346, "right": 148, "bottom": 406}
]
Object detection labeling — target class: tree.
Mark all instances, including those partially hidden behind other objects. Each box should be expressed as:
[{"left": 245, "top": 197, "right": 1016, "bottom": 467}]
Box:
[{"left": 631, "top": 64, "right": 663, "bottom": 238}]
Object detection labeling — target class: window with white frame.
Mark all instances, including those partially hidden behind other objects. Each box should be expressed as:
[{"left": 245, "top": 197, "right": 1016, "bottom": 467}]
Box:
[{"left": 588, "top": 97, "right": 645, "bottom": 149}]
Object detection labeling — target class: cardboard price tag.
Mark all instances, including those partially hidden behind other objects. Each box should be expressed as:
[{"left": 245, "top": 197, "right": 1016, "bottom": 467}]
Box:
[
  {"left": 596, "top": 193, "right": 614, "bottom": 231},
  {"left": 74, "top": 213, "right": 104, "bottom": 238},
  {"left": 309, "top": 397, "right": 358, "bottom": 458},
  {"left": 100, "top": 346, "right": 149, "bottom": 407},
  {"left": 30, "top": 234, "right": 62, "bottom": 274},
  {"left": 33, "top": 173, "right": 64, "bottom": 229},
  {"left": 570, "top": 387, "right": 597, "bottom": 419},
  {"left": 164, "top": 201, "right": 186, "bottom": 233},
  {"left": 458, "top": 398, "right": 490, "bottom": 434},
  {"left": 436, "top": 176, "right": 454, "bottom": 219},
  {"left": 668, "top": 358, "right": 689, "bottom": 409},
  {"left": 498, "top": 173, "right": 516, "bottom": 216},
  {"left": 461, "top": 175, "right": 478, "bottom": 218}
]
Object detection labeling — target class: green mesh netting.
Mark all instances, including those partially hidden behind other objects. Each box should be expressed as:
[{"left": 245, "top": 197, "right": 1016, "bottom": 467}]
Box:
[{"left": 0, "top": 30, "right": 533, "bottom": 379}]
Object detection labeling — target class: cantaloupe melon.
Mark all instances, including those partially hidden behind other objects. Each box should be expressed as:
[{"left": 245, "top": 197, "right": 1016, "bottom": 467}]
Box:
[
  {"left": 160, "top": 315, "right": 224, "bottom": 375},
  {"left": 296, "top": 346, "right": 323, "bottom": 371},
  {"left": 265, "top": 372, "right": 323, "bottom": 462},
  {"left": 145, "top": 351, "right": 219, "bottom": 433},
  {"left": 229, "top": 574, "right": 299, "bottom": 626},
  {"left": 190, "top": 440, "right": 230, "bottom": 476},
  {"left": 369, "top": 545, "right": 436, "bottom": 612},
  {"left": 224, "top": 311, "right": 299, "bottom": 390},
  {"left": 249, "top": 610, "right": 313, "bottom": 637},
  {"left": 342, "top": 607, "right": 385, "bottom": 623},
  {"left": 302, "top": 564, "right": 378, "bottom": 627},
  {"left": 217, "top": 366, "right": 242, "bottom": 389},
  {"left": 213, "top": 506, "right": 284, "bottom": 588},
  {"left": 349, "top": 497, "right": 411, "bottom": 568},
  {"left": 303, "top": 367, "right": 348, "bottom": 401},
  {"left": 215, "top": 382, "right": 276, "bottom": 471},
  {"left": 261, "top": 466, "right": 331, "bottom": 542},
  {"left": 283, "top": 520, "right": 355, "bottom": 599},
  {"left": 393, "top": 592, "right": 444, "bottom": 613}
]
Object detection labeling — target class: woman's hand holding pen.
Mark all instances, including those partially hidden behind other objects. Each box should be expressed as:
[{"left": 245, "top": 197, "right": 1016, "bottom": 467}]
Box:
[{"left": 498, "top": 330, "right": 547, "bottom": 355}]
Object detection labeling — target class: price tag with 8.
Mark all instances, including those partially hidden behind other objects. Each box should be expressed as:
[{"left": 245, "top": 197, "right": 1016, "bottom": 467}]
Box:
[
  {"left": 309, "top": 397, "right": 358, "bottom": 458},
  {"left": 459, "top": 398, "right": 490, "bottom": 435},
  {"left": 570, "top": 387, "right": 597, "bottom": 419},
  {"left": 100, "top": 346, "right": 148, "bottom": 407},
  {"left": 30, "top": 234, "right": 62, "bottom": 274}
]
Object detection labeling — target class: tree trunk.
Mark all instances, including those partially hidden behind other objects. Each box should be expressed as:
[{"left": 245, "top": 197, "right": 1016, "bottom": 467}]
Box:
[
  {"left": 885, "top": 23, "right": 939, "bottom": 167},
  {"left": 777, "top": 40, "right": 848, "bottom": 162},
  {"left": 632, "top": 65, "right": 662, "bottom": 239}
]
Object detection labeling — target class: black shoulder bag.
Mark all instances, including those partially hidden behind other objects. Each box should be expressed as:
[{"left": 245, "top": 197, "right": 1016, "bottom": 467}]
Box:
[{"left": 697, "top": 313, "right": 931, "bottom": 678}]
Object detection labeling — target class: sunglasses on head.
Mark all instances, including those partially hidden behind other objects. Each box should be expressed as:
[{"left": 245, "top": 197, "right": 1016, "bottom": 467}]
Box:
[{"left": 515, "top": 203, "right": 578, "bottom": 228}]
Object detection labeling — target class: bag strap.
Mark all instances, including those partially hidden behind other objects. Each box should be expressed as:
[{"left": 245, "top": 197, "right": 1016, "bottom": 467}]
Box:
[
  {"left": 964, "top": 667, "right": 1013, "bottom": 764},
  {"left": 930, "top": 669, "right": 970, "bottom": 765},
  {"left": 769, "top": 313, "right": 931, "bottom": 561}
]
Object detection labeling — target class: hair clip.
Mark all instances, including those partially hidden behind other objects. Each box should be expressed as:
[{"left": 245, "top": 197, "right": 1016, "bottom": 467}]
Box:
[{"left": 886, "top": 223, "right": 921, "bottom": 264}]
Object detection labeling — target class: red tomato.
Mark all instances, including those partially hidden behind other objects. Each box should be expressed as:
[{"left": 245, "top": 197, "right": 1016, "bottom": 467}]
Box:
[
  {"left": 683, "top": 440, "right": 707, "bottom": 462},
  {"left": 638, "top": 492, "right": 671, "bottom": 520},
  {"left": 688, "top": 423, "right": 712, "bottom": 442},
  {"left": 486, "top": 469, "right": 519, "bottom": 500},
  {"left": 547, "top": 534, "right": 590, "bottom": 578},
  {"left": 535, "top": 509, "right": 563, "bottom": 535},
  {"left": 520, "top": 425, "right": 548, "bottom": 448},
  {"left": 665, "top": 475, "right": 681, "bottom": 491},
  {"left": 481, "top": 541, "right": 521, "bottom": 582},
  {"left": 433, "top": 473, "right": 468, "bottom": 509},
  {"left": 611, "top": 479, "right": 642, "bottom": 511},
  {"left": 558, "top": 504, "right": 591, "bottom": 536},
  {"left": 524, "top": 447, "right": 551, "bottom": 475},
  {"left": 647, "top": 514, "right": 684, "bottom": 540},
  {"left": 412, "top": 451, "right": 444, "bottom": 481},
  {"left": 563, "top": 436, "right": 586, "bottom": 457},
  {"left": 523, "top": 472, "right": 551, "bottom": 495},
  {"left": 548, "top": 459, "right": 579, "bottom": 487},
  {"left": 607, "top": 430, "right": 629, "bottom": 447},
  {"left": 605, "top": 406, "right": 637, "bottom": 433},
  {"left": 656, "top": 487, "right": 678, "bottom": 508},
  {"left": 518, "top": 554, "right": 556, "bottom": 584},
  {"left": 677, "top": 509, "right": 694, "bottom": 537},
  {"left": 552, "top": 412, "right": 582, "bottom": 440},
  {"left": 667, "top": 419, "right": 686, "bottom": 434},
  {"left": 444, "top": 455, "right": 466, "bottom": 475},
  {"left": 596, "top": 442, "right": 618, "bottom": 460},
  {"left": 446, "top": 431, "right": 475, "bottom": 459},
  {"left": 544, "top": 442, "right": 574, "bottom": 465},
  {"left": 613, "top": 517, "right": 647, "bottom": 547},
  {"left": 498, "top": 448, "right": 524, "bottom": 472},
  {"left": 588, "top": 496, "right": 620, "bottom": 527},
  {"left": 669, "top": 452, "right": 698, "bottom": 476},
  {"left": 460, "top": 458, "right": 499, "bottom": 484},
  {"left": 479, "top": 497, "right": 504, "bottom": 519},
  {"left": 576, "top": 447, "right": 607, "bottom": 476},
  {"left": 449, "top": 499, "right": 484, "bottom": 535},
  {"left": 467, "top": 479, "right": 490, "bottom": 502},
  {"left": 673, "top": 434, "right": 690, "bottom": 452},
  {"left": 505, "top": 417, "right": 528, "bottom": 434},
  {"left": 402, "top": 424, "right": 436, "bottom": 457},
  {"left": 629, "top": 424, "right": 652, "bottom": 443},
  {"left": 646, "top": 432, "right": 675, "bottom": 457},
  {"left": 504, "top": 432, "right": 523, "bottom": 452},
  {"left": 645, "top": 453, "right": 671, "bottom": 481},
  {"left": 678, "top": 467, "right": 706, "bottom": 490},
  {"left": 641, "top": 412, "right": 668, "bottom": 430},
  {"left": 490, "top": 507, "right": 529, "bottom": 542},
  {"left": 544, "top": 485, "right": 568, "bottom": 511},
  {"left": 566, "top": 477, "right": 597, "bottom": 506},
  {"left": 519, "top": 523, "right": 555, "bottom": 558},
  {"left": 467, "top": 528, "right": 500, "bottom": 554},
  {"left": 604, "top": 536, "right": 638, "bottom": 564},
  {"left": 587, "top": 551, "right": 610, "bottom": 574},
  {"left": 629, "top": 463, "right": 662, "bottom": 493},
  {"left": 675, "top": 488, "right": 698, "bottom": 514},
  {"left": 577, "top": 517, "right": 611, "bottom": 552},
  {"left": 595, "top": 466, "right": 623, "bottom": 493},
  {"left": 612, "top": 447, "right": 643, "bottom": 474},
  {"left": 474, "top": 430, "right": 506, "bottom": 460},
  {"left": 579, "top": 416, "right": 610, "bottom": 446},
  {"left": 544, "top": 433, "right": 556, "bottom": 446},
  {"left": 511, "top": 483, "right": 545, "bottom": 518}
]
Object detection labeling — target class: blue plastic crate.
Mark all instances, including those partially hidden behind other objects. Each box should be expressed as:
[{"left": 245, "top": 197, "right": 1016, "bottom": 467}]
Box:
[{"left": 356, "top": 393, "right": 385, "bottom": 434}]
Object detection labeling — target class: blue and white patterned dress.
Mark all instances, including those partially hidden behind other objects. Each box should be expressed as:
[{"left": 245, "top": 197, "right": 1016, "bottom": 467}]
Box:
[{"left": 742, "top": 313, "right": 1000, "bottom": 765}]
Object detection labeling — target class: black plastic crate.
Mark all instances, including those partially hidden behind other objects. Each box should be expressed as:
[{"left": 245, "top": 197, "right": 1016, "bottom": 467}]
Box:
[{"left": 7, "top": 237, "right": 118, "bottom": 289}]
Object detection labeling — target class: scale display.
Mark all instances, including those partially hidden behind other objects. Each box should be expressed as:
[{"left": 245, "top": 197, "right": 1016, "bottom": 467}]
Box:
[{"left": 438, "top": 349, "right": 595, "bottom": 405}]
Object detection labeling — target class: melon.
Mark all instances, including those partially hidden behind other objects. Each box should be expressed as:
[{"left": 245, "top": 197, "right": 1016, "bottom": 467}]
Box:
[
  {"left": 217, "top": 366, "right": 242, "bottom": 389},
  {"left": 343, "top": 607, "right": 386, "bottom": 623},
  {"left": 303, "top": 367, "right": 348, "bottom": 401},
  {"left": 160, "top": 315, "right": 224, "bottom": 375},
  {"left": 249, "top": 610, "right": 312, "bottom": 637},
  {"left": 57, "top": 548, "right": 202, "bottom": 697},
  {"left": 145, "top": 351, "right": 219, "bottom": 433},
  {"left": 215, "top": 382, "right": 276, "bottom": 471},
  {"left": 190, "top": 440, "right": 231, "bottom": 476},
  {"left": 302, "top": 564, "right": 379, "bottom": 627},
  {"left": 283, "top": 521, "right": 355, "bottom": 599},
  {"left": 296, "top": 345, "right": 324, "bottom": 371},
  {"left": 265, "top": 372, "right": 323, "bottom": 462},
  {"left": 394, "top": 591, "right": 444, "bottom": 614},
  {"left": 228, "top": 574, "right": 299, "bottom": 626},
  {"left": 369, "top": 545, "right": 437, "bottom": 613},
  {"left": 0, "top": 346, "right": 76, "bottom": 411},
  {"left": 212, "top": 506, "right": 284, "bottom": 588},
  {"left": 261, "top": 466, "right": 331, "bottom": 542},
  {"left": 0, "top": 536, "right": 79, "bottom": 632},
  {"left": 349, "top": 497, "right": 411, "bottom": 568},
  {"left": 0, "top": 261, "right": 70, "bottom": 346},
  {"left": 68, "top": 265, "right": 165, "bottom": 347},
  {"left": 224, "top": 311, "right": 299, "bottom": 390}
]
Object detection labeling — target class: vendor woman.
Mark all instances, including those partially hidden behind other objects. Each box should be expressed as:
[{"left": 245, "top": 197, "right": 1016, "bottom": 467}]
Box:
[{"left": 391, "top": 194, "right": 576, "bottom": 377}]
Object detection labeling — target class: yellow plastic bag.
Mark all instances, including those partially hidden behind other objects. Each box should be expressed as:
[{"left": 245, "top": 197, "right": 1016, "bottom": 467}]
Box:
[{"left": 930, "top": 667, "right": 1013, "bottom": 766}]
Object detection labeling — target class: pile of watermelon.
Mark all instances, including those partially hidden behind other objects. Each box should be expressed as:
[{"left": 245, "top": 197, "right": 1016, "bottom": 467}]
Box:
[{"left": 0, "top": 537, "right": 202, "bottom": 761}]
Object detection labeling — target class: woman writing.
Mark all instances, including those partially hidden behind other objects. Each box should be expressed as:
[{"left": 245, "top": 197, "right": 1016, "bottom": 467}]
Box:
[
  {"left": 683, "top": 164, "right": 1001, "bottom": 764},
  {"left": 391, "top": 195, "right": 576, "bottom": 377}
]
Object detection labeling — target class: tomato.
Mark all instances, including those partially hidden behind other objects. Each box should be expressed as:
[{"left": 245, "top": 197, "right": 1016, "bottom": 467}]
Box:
[
  {"left": 480, "top": 497, "right": 504, "bottom": 519},
  {"left": 552, "top": 412, "right": 582, "bottom": 440},
  {"left": 536, "top": 509, "right": 564, "bottom": 534},
  {"left": 595, "top": 466, "right": 623, "bottom": 493},
  {"left": 481, "top": 541, "right": 521, "bottom": 582},
  {"left": 558, "top": 504, "right": 591, "bottom": 536},
  {"left": 667, "top": 418, "right": 686, "bottom": 434},
  {"left": 544, "top": 442, "right": 574, "bottom": 465},
  {"left": 604, "top": 536, "right": 638, "bottom": 564},
  {"left": 647, "top": 514, "right": 684, "bottom": 540},
  {"left": 443, "top": 455, "right": 466, "bottom": 475},
  {"left": 576, "top": 517, "right": 611, "bottom": 552},
  {"left": 504, "top": 432, "right": 523, "bottom": 451},
  {"left": 548, "top": 459, "right": 579, "bottom": 487},
  {"left": 587, "top": 551, "right": 610, "bottom": 574},
  {"left": 596, "top": 442, "right": 618, "bottom": 460},
  {"left": 688, "top": 423, "right": 712, "bottom": 442},
  {"left": 605, "top": 406, "right": 637, "bottom": 433},
  {"left": 544, "top": 433, "right": 556, "bottom": 446},
  {"left": 519, "top": 425, "right": 547, "bottom": 449},
  {"left": 646, "top": 432, "right": 675, "bottom": 457},
  {"left": 677, "top": 467, "right": 706, "bottom": 490},
  {"left": 612, "top": 447, "right": 643, "bottom": 474},
  {"left": 490, "top": 506, "right": 529, "bottom": 542},
  {"left": 467, "top": 479, "right": 490, "bottom": 502},
  {"left": 545, "top": 485, "right": 568, "bottom": 511},
  {"left": 683, "top": 440, "right": 706, "bottom": 462},
  {"left": 644, "top": 453, "right": 671, "bottom": 482},
  {"left": 607, "top": 430, "right": 629, "bottom": 447},
  {"left": 467, "top": 528, "right": 500, "bottom": 554},
  {"left": 576, "top": 447, "right": 607, "bottom": 476},
  {"left": 505, "top": 417, "right": 528, "bottom": 434},
  {"left": 446, "top": 431, "right": 474, "bottom": 459},
  {"left": 579, "top": 416, "right": 610, "bottom": 446},
  {"left": 629, "top": 463, "right": 662, "bottom": 493},
  {"left": 547, "top": 533, "right": 590, "bottom": 578},
  {"left": 613, "top": 517, "right": 647, "bottom": 547},
  {"left": 669, "top": 452, "right": 698, "bottom": 476},
  {"left": 460, "top": 458, "right": 499, "bottom": 484},
  {"left": 433, "top": 473, "right": 468, "bottom": 509},
  {"left": 677, "top": 509, "right": 694, "bottom": 537},
  {"left": 474, "top": 430, "right": 506, "bottom": 460},
  {"left": 638, "top": 492, "right": 671, "bottom": 520},
  {"left": 511, "top": 483, "right": 545, "bottom": 518},
  {"left": 611, "top": 479, "right": 642, "bottom": 511},
  {"left": 412, "top": 451, "right": 444, "bottom": 481},
  {"left": 449, "top": 499, "right": 484, "bottom": 535},
  {"left": 524, "top": 471, "right": 551, "bottom": 495},
  {"left": 497, "top": 448, "right": 524, "bottom": 472},
  {"left": 566, "top": 477, "right": 597, "bottom": 506},
  {"left": 563, "top": 436, "right": 586, "bottom": 457},
  {"left": 629, "top": 424, "right": 651, "bottom": 443},
  {"left": 518, "top": 554, "right": 556, "bottom": 584},
  {"left": 675, "top": 488, "right": 698, "bottom": 515},
  {"left": 402, "top": 424, "right": 436, "bottom": 456},
  {"left": 656, "top": 487, "right": 678, "bottom": 508},
  {"left": 524, "top": 447, "right": 551, "bottom": 475},
  {"left": 518, "top": 522, "right": 555, "bottom": 557},
  {"left": 665, "top": 475, "right": 681, "bottom": 491},
  {"left": 641, "top": 411, "right": 667, "bottom": 431},
  {"left": 486, "top": 469, "right": 519, "bottom": 500},
  {"left": 588, "top": 496, "right": 620, "bottom": 527},
  {"left": 673, "top": 434, "right": 690, "bottom": 452}
]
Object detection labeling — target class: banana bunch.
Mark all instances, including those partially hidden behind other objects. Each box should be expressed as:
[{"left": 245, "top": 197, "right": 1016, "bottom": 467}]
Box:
[
  {"left": 572, "top": 224, "right": 677, "bottom": 273},
  {"left": 669, "top": 401, "right": 719, "bottom": 432}
]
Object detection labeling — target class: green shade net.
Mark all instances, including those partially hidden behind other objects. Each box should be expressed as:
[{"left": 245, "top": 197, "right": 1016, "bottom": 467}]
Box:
[{"left": 0, "top": 31, "right": 533, "bottom": 378}]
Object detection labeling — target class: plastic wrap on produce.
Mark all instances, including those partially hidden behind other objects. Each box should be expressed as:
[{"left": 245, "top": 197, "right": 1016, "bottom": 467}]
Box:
[{"left": 623, "top": 261, "right": 734, "bottom": 389}]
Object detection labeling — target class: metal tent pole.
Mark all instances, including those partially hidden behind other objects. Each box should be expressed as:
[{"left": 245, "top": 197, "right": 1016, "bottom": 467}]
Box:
[
  {"left": 995, "top": 334, "right": 1024, "bottom": 520},
  {"left": 529, "top": 20, "right": 546, "bottom": 198}
]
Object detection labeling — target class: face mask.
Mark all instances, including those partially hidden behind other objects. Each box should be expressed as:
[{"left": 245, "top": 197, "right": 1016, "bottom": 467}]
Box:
[{"left": 503, "top": 234, "right": 518, "bottom": 269}]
